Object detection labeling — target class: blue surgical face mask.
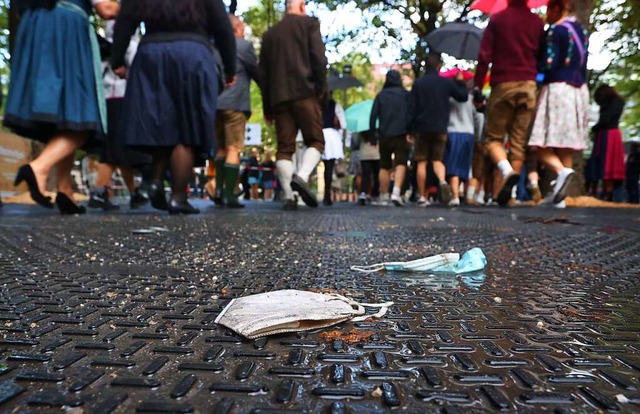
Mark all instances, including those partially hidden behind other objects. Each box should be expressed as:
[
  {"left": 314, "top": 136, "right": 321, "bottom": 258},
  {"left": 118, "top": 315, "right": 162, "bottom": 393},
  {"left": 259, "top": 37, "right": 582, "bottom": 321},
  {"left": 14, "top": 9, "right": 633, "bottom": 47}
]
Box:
[
  {"left": 351, "top": 253, "right": 460, "bottom": 273},
  {"left": 352, "top": 249, "right": 487, "bottom": 275}
]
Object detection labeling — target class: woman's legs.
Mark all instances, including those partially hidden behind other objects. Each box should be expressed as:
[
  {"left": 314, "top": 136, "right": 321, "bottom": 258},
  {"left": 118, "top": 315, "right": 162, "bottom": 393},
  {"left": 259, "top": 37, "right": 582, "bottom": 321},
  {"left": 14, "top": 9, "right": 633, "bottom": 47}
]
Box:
[
  {"left": 169, "top": 144, "right": 195, "bottom": 204},
  {"left": 118, "top": 166, "right": 136, "bottom": 193},
  {"left": 56, "top": 153, "right": 77, "bottom": 201},
  {"left": 95, "top": 163, "right": 116, "bottom": 188},
  {"left": 30, "top": 131, "right": 86, "bottom": 195}
]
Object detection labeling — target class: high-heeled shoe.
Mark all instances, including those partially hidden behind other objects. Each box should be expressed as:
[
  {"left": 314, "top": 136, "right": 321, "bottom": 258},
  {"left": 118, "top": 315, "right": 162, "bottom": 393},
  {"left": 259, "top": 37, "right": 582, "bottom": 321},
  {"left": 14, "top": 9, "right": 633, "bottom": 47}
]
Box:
[
  {"left": 168, "top": 200, "right": 200, "bottom": 215},
  {"left": 149, "top": 184, "right": 168, "bottom": 211},
  {"left": 14, "top": 165, "right": 54, "bottom": 208},
  {"left": 55, "top": 193, "right": 86, "bottom": 215}
]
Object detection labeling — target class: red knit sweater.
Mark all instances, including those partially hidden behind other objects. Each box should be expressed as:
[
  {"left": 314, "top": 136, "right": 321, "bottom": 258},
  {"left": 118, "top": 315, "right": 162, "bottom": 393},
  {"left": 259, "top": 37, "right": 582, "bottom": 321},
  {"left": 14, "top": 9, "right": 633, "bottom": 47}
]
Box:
[{"left": 474, "top": 4, "right": 544, "bottom": 89}]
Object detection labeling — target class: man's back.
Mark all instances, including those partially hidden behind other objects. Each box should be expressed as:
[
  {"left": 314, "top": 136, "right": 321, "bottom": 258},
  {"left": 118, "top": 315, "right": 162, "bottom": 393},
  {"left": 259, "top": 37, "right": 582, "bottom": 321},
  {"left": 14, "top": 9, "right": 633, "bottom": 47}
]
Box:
[
  {"left": 260, "top": 14, "right": 327, "bottom": 113},
  {"left": 475, "top": 5, "right": 544, "bottom": 87},
  {"left": 408, "top": 71, "right": 468, "bottom": 134},
  {"left": 218, "top": 38, "right": 258, "bottom": 113},
  {"left": 371, "top": 71, "right": 409, "bottom": 138}
]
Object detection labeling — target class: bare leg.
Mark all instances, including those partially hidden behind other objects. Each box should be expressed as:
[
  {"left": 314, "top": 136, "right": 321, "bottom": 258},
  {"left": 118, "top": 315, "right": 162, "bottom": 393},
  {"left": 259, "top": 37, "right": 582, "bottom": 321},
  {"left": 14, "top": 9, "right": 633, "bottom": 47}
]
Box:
[
  {"left": 487, "top": 142, "right": 508, "bottom": 168},
  {"left": 30, "top": 131, "right": 86, "bottom": 195},
  {"left": 416, "top": 161, "right": 427, "bottom": 198},
  {"left": 119, "top": 166, "right": 136, "bottom": 193},
  {"left": 394, "top": 165, "right": 406, "bottom": 192},
  {"left": 379, "top": 168, "right": 391, "bottom": 196},
  {"left": 557, "top": 148, "right": 574, "bottom": 169},
  {"left": 450, "top": 176, "right": 460, "bottom": 200},
  {"left": 225, "top": 146, "right": 240, "bottom": 165},
  {"left": 511, "top": 160, "right": 523, "bottom": 175},
  {"left": 56, "top": 153, "right": 77, "bottom": 202},
  {"left": 432, "top": 161, "right": 446, "bottom": 182},
  {"left": 95, "top": 163, "right": 116, "bottom": 187},
  {"left": 536, "top": 148, "right": 564, "bottom": 175}
]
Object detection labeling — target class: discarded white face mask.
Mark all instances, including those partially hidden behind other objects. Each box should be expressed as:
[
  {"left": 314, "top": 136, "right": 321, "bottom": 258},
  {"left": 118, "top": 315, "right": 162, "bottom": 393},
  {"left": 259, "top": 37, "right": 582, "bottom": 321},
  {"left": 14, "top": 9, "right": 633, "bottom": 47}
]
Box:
[
  {"left": 215, "top": 290, "right": 394, "bottom": 339},
  {"left": 351, "top": 253, "right": 460, "bottom": 273}
]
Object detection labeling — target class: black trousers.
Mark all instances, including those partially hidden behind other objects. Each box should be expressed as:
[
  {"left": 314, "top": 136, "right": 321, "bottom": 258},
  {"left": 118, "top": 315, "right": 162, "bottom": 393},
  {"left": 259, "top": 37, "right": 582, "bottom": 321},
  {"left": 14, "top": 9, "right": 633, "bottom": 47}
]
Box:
[{"left": 361, "top": 160, "right": 380, "bottom": 197}]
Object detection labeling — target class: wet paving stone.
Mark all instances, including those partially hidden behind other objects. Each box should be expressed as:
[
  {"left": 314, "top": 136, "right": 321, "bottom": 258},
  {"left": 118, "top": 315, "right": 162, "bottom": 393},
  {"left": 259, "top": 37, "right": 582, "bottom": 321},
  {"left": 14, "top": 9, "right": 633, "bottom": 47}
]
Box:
[{"left": 0, "top": 204, "right": 639, "bottom": 412}]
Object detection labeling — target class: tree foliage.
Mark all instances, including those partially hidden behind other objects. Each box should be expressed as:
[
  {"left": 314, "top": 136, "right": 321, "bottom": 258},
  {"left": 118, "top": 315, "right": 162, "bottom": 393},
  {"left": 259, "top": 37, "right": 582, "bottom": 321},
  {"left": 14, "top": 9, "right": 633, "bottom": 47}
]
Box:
[
  {"left": 312, "top": 0, "right": 477, "bottom": 75},
  {"left": 590, "top": 0, "right": 640, "bottom": 137}
]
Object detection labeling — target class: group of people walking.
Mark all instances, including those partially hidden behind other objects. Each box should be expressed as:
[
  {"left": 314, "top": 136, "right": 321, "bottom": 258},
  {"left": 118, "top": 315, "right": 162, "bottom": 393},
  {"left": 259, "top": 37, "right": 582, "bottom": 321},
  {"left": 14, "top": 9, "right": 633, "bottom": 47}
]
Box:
[
  {"left": 352, "top": 0, "right": 629, "bottom": 208},
  {"left": 3, "top": 0, "right": 631, "bottom": 215}
]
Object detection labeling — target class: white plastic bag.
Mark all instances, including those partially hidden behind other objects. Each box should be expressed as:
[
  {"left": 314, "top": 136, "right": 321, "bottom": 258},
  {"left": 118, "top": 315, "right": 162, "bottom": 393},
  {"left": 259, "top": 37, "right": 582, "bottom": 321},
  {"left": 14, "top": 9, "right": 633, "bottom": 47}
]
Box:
[{"left": 215, "top": 290, "right": 393, "bottom": 339}]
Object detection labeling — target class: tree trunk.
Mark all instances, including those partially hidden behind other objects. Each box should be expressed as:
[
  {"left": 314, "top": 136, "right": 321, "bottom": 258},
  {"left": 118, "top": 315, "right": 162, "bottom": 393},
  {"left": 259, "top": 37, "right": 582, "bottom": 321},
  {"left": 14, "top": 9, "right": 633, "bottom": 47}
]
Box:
[{"left": 574, "top": 0, "right": 594, "bottom": 28}]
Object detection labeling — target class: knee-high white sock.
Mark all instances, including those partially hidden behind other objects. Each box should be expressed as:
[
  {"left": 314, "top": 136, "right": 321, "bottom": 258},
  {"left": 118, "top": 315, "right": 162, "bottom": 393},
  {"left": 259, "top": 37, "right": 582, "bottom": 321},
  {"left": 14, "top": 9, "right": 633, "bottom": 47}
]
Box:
[
  {"left": 296, "top": 147, "right": 322, "bottom": 182},
  {"left": 497, "top": 159, "right": 513, "bottom": 178},
  {"left": 276, "top": 159, "right": 295, "bottom": 200}
]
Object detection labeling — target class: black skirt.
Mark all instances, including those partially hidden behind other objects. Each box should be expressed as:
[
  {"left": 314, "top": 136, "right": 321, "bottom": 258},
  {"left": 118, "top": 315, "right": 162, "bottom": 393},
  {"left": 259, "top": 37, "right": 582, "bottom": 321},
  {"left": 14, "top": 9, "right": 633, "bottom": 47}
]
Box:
[
  {"left": 99, "top": 99, "right": 151, "bottom": 167},
  {"left": 118, "top": 39, "right": 219, "bottom": 155}
]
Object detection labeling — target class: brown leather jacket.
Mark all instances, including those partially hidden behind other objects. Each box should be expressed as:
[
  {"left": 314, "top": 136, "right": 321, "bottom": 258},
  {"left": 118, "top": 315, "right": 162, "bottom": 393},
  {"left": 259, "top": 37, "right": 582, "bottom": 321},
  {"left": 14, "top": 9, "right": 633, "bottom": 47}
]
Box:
[{"left": 259, "top": 14, "right": 328, "bottom": 117}]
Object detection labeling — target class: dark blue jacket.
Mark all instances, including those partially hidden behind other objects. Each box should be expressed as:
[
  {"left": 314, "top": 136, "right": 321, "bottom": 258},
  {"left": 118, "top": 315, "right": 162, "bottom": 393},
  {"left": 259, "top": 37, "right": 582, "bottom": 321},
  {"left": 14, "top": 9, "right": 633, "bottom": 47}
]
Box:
[
  {"left": 370, "top": 70, "right": 409, "bottom": 142},
  {"left": 407, "top": 68, "right": 468, "bottom": 134},
  {"left": 539, "top": 20, "right": 588, "bottom": 86}
]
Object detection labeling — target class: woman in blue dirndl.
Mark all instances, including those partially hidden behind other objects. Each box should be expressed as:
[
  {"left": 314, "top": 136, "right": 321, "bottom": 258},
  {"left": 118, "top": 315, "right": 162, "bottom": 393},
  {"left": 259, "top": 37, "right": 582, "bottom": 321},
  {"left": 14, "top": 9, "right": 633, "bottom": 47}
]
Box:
[{"left": 4, "top": 0, "right": 119, "bottom": 214}]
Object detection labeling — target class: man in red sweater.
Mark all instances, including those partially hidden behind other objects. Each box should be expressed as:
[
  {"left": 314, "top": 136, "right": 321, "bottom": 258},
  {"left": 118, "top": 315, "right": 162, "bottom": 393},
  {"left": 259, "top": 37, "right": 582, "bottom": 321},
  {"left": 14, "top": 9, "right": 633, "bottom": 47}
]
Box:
[{"left": 474, "top": 0, "right": 544, "bottom": 206}]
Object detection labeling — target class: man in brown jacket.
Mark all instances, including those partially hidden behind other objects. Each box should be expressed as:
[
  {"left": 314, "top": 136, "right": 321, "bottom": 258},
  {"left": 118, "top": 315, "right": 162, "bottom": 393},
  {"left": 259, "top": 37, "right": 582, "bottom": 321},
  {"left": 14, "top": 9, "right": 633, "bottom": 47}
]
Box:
[{"left": 259, "top": 0, "right": 327, "bottom": 210}]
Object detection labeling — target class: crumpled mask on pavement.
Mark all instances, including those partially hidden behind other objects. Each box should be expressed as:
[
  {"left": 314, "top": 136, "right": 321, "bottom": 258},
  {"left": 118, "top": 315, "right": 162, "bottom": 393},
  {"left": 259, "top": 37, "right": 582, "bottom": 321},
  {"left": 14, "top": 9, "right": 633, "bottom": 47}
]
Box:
[
  {"left": 214, "top": 290, "right": 394, "bottom": 339},
  {"left": 351, "top": 253, "right": 460, "bottom": 273}
]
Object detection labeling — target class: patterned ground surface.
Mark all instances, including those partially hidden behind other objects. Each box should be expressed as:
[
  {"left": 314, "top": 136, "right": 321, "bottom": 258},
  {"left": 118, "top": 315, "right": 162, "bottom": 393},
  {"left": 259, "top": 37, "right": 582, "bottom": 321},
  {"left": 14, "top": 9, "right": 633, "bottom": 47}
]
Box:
[{"left": 0, "top": 200, "right": 639, "bottom": 413}]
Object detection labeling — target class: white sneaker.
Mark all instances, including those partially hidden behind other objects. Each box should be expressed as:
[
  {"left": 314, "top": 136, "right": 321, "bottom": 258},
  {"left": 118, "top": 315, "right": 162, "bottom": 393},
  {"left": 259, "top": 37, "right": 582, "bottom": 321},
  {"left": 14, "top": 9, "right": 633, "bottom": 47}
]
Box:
[
  {"left": 553, "top": 200, "right": 566, "bottom": 209},
  {"left": 417, "top": 196, "right": 431, "bottom": 207},
  {"left": 552, "top": 168, "right": 575, "bottom": 204},
  {"left": 448, "top": 198, "right": 460, "bottom": 206},
  {"left": 391, "top": 193, "right": 405, "bottom": 207},
  {"left": 541, "top": 193, "right": 566, "bottom": 208}
]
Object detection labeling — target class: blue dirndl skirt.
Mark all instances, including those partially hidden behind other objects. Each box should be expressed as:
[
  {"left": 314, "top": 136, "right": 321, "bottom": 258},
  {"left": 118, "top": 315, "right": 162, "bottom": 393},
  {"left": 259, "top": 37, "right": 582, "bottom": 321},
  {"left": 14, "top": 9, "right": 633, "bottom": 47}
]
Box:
[
  {"left": 3, "top": 2, "right": 103, "bottom": 146},
  {"left": 118, "top": 40, "right": 219, "bottom": 157},
  {"left": 444, "top": 132, "right": 474, "bottom": 179}
]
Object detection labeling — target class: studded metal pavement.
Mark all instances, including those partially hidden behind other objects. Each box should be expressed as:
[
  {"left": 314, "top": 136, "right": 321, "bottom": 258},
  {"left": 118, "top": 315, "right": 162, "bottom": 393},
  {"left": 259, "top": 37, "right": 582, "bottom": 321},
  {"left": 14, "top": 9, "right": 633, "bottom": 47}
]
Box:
[{"left": 0, "top": 202, "right": 639, "bottom": 413}]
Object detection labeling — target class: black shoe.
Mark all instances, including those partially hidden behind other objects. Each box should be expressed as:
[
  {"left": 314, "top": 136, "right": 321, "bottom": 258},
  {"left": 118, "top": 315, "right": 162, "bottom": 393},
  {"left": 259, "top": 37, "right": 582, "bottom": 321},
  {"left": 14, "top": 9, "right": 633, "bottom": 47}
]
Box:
[
  {"left": 14, "top": 164, "right": 54, "bottom": 208},
  {"left": 290, "top": 174, "right": 318, "bottom": 207},
  {"left": 168, "top": 200, "right": 200, "bottom": 215},
  {"left": 496, "top": 173, "right": 520, "bottom": 207},
  {"left": 88, "top": 187, "right": 119, "bottom": 211},
  {"left": 212, "top": 189, "right": 225, "bottom": 206},
  {"left": 225, "top": 197, "right": 245, "bottom": 209},
  {"left": 149, "top": 184, "right": 168, "bottom": 211},
  {"left": 283, "top": 198, "right": 298, "bottom": 211},
  {"left": 323, "top": 198, "right": 333, "bottom": 206},
  {"left": 129, "top": 187, "right": 149, "bottom": 209},
  {"left": 55, "top": 193, "right": 86, "bottom": 215}
]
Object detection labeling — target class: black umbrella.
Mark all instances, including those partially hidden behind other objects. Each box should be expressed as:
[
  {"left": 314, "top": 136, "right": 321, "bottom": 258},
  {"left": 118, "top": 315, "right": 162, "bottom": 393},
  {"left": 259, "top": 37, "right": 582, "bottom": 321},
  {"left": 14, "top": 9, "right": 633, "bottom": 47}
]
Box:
[
  {"left": 328, "top": 75, "right": 362, "bottom": 91},
  {"left": 426, "top": 22, "right": 484, "bottom": 61}
]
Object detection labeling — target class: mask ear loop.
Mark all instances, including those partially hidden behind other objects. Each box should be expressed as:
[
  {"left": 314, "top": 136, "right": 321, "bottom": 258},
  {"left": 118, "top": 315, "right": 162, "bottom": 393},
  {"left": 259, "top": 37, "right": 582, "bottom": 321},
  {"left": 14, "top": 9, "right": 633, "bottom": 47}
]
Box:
[
  {"left": 351, "top": 300, "right": 394, "bottom": 321},
  {"left": 328, "top": 294, "right": 394, "bottom": 321},
  {"left": 350, "top": 263, "right": 386, "bottom": 273}
]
